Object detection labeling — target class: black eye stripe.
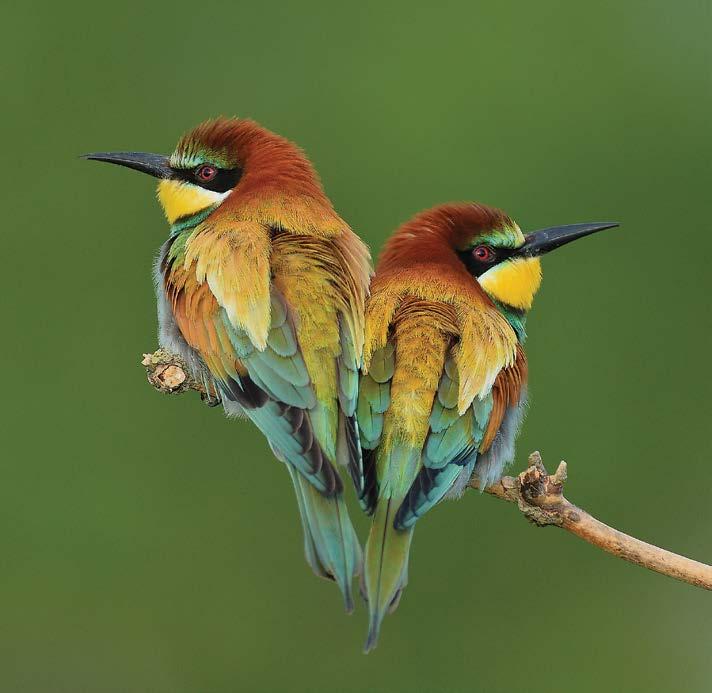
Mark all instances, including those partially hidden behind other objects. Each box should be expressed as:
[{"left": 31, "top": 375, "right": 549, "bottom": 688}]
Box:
[
  {"left": 457, "top": 246, "right": 515, "bottom": 277},
  {"left": 172, "top": 165, "right": 243, "bottom": 193}
]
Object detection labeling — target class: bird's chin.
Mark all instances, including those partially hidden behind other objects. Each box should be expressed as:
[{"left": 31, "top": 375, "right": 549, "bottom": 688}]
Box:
[
  {"left": 478, "top": 257, "right": 542, "bottom": 311},
  {"left": 157, "top": 179, "right": 230, "bottom": 225}
]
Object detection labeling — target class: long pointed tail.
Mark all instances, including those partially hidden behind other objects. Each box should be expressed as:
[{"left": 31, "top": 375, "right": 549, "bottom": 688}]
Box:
[
  {"left": 362, "top": 496, "right": 414, "bottom": 652},
  {"left": 287, "top": 466, "right": 362, "bottom": 612}
]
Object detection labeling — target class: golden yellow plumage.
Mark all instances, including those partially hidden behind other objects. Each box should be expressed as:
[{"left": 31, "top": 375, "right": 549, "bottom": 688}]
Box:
[
  {"left": 362, "top": 269, "right": 517, "bottom": 417},
  {"left": 478, "top": 256, "right": 542, "bottom": 310},
  {"left": 183, "top": 221, "right": 273, "bottom": 350}
]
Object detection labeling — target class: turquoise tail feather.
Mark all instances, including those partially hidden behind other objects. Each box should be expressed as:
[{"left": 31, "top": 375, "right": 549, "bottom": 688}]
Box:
[
  {"left": 287, "top": 465, "right": 362, "bottom": 612},
  {"left": 362, "top": 495, "right": 414, "bottom": 652}
]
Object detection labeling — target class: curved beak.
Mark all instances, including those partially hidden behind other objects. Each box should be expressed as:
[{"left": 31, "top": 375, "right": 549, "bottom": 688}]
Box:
[
  {"left": 517, "top": 222, "right": 619, "bottom": 257},
  {"left": 81, "top": 151, "right": 173, "bottom": 179}
]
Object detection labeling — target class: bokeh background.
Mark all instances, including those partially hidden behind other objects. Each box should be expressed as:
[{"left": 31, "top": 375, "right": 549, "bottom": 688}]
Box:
[{"left": 4, "top": 1, "right": 711, "bottom": 691}]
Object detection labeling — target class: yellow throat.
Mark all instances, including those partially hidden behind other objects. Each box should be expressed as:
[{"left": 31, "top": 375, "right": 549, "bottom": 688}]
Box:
[
  {"left": 157, "top": 179, "right": 230, "bottom": 224},
  {"left": 478, "top": 257, "right": 542, "bottom": 310}
]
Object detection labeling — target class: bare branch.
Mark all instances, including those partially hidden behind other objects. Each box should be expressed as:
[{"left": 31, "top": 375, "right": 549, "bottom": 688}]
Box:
[
  {"left": 141, "top": 349, "right": 712, "bottom": 592},
  {"left": 473, "top": 451, "right": 712, "bottom": 591}
]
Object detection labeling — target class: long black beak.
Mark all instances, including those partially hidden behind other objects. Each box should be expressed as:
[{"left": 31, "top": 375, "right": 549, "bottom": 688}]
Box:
[
  {"left": 517, "top": 222, "right": 618, "bottom": 257},
  {"left": 81, "top": 151, "right": 173, "bottom": 179}
]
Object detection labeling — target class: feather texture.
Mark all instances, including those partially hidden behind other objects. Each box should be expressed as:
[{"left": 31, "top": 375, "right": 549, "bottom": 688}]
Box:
[
  {"left": 157, "top": 118, "right": 372, "bottom": 609},
  {"left": 359, "top": 203, "right": 532, "bottom": 650}
]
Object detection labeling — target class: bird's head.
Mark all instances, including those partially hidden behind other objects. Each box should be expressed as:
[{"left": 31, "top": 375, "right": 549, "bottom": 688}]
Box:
[
  {"left": 379, "top": 202, "right": 617, "bottom": 318},
  {"left": 83, "top": 117, "right": 328, "bottom": 231}
]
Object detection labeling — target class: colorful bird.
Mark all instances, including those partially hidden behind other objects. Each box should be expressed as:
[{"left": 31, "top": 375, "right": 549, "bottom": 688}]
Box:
[
  {"left": 358, "top": 203, "right": 616, "bottom": 650},
  {"left": 84, "top": 118, "right": 372, "bottom": 610}
]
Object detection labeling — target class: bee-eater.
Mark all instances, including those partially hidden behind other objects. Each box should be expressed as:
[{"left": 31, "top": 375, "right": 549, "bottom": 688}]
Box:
[
  {"left": 358, "top": 203, "right": 616, "bottom": 650},
  {"left": 84, "top": 118, "right": 372, "bottom": 610}
]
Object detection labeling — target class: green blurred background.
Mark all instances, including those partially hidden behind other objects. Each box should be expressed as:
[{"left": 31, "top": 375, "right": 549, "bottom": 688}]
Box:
[{"left": 4, "top": 0, "right": 711, "bottom": 690}]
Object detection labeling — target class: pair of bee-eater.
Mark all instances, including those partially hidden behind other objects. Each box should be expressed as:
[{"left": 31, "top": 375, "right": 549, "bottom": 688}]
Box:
[{"left": 85, "top": 118, "right": 615, "bottom": 652}]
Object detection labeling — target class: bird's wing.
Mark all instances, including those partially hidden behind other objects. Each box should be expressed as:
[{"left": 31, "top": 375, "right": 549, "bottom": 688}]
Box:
[
  {"left": 394, "top": 348, "right": 527, "bottom": 529},
  {"left": 172, "top": 279, "right": 342, "bottom": 494},
  {"left": 163, "top": 220, "right": 368, "bottom": 497},
  {"left": 356, "top": 342, "right": 395, "bottom": 513},
  {"left": 229, "top": 289, "right": 349, "bottom": 495},
  {"left": 268, "top": 229, "right": 370, "bottom": 500},
  {"left": 337, "top": 312, "right": 368, "bottom": 504},
  {"left": 393, "top": 351, "right": 489, "bottom": 529}
]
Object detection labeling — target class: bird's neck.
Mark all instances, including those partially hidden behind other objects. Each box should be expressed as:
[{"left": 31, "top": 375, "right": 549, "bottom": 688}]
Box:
[
  {"left": 492, "top": 299, "right": 528, "bottom": 342},
  {"left": 168, "top": 203, "right": 221, "bottom": 236}
]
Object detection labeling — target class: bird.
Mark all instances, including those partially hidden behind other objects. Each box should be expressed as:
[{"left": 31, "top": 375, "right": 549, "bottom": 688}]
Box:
[
  {"left": 357, "top": 202, "right": 617, "bottom": 650},
  {"left": 84, "top": 118, "right": 372, "bottom": 611}
]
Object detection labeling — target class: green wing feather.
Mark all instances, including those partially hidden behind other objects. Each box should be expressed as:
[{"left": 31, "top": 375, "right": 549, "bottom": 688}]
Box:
[
  {"left": 357, "top": 342, "right": 394, "bottom": 449},
  {"left": 356, "top": 343, "right": 395, "bottom": 512},
  {"left": 215, "top": 290, "right": 364, "bottom": 608},
  {"left": 212, "top": 292, "right": 338, "bottom": 493},
  {"left": 394, "top": 353, "right": 493, "bottom": 530}
]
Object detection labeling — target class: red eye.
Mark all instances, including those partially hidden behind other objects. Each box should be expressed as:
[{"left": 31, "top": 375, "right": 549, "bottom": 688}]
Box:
[
  {"left": 473, "top": 245, "right": 495, "bottom": 262},
  {"left": 195, "top": 164, "right": 217, "bottom": 182}
]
